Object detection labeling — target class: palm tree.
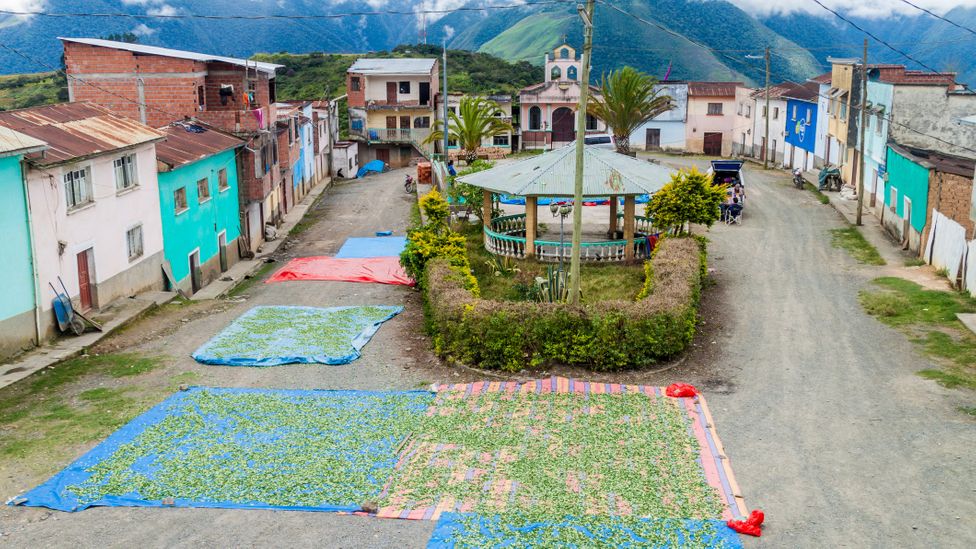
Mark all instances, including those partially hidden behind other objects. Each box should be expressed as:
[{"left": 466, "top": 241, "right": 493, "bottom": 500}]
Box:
[
  {"left": 424, "top": 96, "right": 513, "bottom": 164},
  {"left": 587, "top": 67, "right": 674, "bottom": 155}
]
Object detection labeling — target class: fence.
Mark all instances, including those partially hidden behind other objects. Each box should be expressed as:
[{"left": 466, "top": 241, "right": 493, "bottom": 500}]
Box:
[{"left": 924, "top": 209, "right": 975, "bottom": 296}]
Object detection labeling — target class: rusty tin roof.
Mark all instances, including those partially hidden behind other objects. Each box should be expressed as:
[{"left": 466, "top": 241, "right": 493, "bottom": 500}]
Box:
[{"left": 156, "top": 122, "right": 244, "bottom": 171}]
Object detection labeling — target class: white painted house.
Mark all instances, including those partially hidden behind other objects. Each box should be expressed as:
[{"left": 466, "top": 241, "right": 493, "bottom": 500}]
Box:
[
  {"left": 749, "top": 82, "right": 796, "bottom": 166},
  {"left": 630, "top": 82, "right": 688, "bottom": 152},
  {"left": 0, "top": 102, "right": 166, "bottom": 339}
]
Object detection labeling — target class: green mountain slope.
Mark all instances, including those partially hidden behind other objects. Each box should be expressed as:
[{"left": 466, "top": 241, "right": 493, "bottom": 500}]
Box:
[{"left": 479, "top": 12, "right": 576, "bottom": 64}]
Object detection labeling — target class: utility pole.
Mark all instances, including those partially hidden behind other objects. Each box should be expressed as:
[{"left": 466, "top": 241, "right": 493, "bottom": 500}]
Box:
[
  {"left": 764, "top": 46, "right": 770, "bottom": 169},
  {"left": 569, "top": 0, "right": 595, "bottom": 306},
  {"left": 856, "top": 38, "right": 868, "bottom": 226},
  {"left": 442, "top": 40, "right": 449, "bottom": 165}
]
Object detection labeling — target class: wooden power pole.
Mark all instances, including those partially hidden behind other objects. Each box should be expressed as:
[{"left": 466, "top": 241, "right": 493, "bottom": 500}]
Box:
[
  {"left": 856, "top": 39, "right": 868, "bottom": 226},
  {"left": 764, "top": 46, "right": 770, "bottom": 169},
  {"left": 569, "top": 0, "right": 595, "bottom": 306}
]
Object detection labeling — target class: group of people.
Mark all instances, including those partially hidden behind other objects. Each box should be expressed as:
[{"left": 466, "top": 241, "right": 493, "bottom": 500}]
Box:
[{"left": 719, "top": 182, "right": 745, "bottom": 223}]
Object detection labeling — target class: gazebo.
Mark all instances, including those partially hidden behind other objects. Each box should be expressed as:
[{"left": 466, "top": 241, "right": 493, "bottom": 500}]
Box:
[{"left": 457, "top": 145, "right": 674, "bottom": 262}]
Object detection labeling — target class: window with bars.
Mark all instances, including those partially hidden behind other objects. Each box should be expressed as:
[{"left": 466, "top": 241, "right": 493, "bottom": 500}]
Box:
[
  {"left": 64, "top": 167, "right": 92, "bottom": 210},
  {"left": 350, "top": 77, "right": 361, "bottom": 92},
  {"left": 398, "top": 81, "right": 410, "bottom": 94},
  {"left": 114, "top": 154, "right": 138, "bottom": 191},
  {"left": 126, "top": 224, "right": 143, "bottom": 261},
  {"left": 174, "top": 187, "right": 188, "bottom": 214},
  {"left": 707, "top": 103, "right": 723, "bottom": 115},
  {"left": 218, "top": 168, "right": 229, "bottom": 191},
  {"left": 493, "top": 135, "right": 510, "bottom": 146},
  {"left": 197, "top": 177, "right": 211, "bottom": 202}
]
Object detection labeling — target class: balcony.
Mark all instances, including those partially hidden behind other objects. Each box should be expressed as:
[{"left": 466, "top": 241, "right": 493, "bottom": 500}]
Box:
[
  {"left": 365, "top": 99, "right": 434, "bottom": 111},
  {"left": 353, "top": 127, "right": 431, "bottom": 145}
]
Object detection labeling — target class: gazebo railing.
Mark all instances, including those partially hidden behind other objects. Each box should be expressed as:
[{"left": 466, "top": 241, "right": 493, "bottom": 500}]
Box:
[{"left": 485, "top": 213, "right": 654, "bottom": 262}]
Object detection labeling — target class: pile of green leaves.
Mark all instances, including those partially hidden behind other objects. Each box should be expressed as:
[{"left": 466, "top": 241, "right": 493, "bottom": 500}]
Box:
[
  {"left": 380, "top": 390, "right": 723, "bottom": 521},
  {"left": 401, "top": 190, "right": 479, "bottom": 293},
  {"left": 67, "top": 389, "right": 434, "bottom": 507},
  {"left": 645, "top": 168, "right": 726, "bottom": 234}
]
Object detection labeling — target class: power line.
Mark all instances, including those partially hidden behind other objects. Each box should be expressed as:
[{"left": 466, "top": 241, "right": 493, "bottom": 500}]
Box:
[
  {"left": 0, "top": 1, "right": 572, "bottom": 21},
  {"left": 896, "top": 0, "right": 976, "bottom": 37}
]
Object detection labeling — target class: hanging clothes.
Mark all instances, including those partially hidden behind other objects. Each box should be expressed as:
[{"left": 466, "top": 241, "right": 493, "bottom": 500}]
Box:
[{"left": 252, "top": 108, "right": 264, "bottom": 128}]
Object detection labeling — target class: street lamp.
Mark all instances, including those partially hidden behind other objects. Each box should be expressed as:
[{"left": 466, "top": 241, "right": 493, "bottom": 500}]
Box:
[{"left": 550, "top": 201, "right": 573, "bottom": 274}]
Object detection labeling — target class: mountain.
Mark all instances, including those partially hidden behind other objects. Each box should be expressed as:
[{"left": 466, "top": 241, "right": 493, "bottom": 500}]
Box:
[{"left": 0, "top": 0, "right": 973, "bottom": 88}]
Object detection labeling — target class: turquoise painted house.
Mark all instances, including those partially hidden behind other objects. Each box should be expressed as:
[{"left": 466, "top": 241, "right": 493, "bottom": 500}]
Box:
[
  {"left": 155, "top": 123, "right": 244, "bottom": 294},
  {"left": 884, "top": 144, "right": 930, "bottom": 251},
  {"left": 0, "top": 127, "right": 48, "bottom": 359}
]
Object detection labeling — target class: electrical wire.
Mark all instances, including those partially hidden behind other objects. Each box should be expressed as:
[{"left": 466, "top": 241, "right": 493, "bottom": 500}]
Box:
[{"left": 896, "top": 0, "right": 976, "bottom": 37}]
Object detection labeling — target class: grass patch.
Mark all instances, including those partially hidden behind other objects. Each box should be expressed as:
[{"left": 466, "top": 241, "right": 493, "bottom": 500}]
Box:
[
  {"left": 860, "top": 277, "right": 976, "bottom": 390},
  {"left": 803, "top": 182, "right": 830, "bottom": 204},
  {"left": 227, "top": 260, "right": 278, "bottom": 298},
  {"left": 830, "top": 227, "right": 886, "bottom": 265},
  {"left": 904, "top": 257, "right": 926, "bottom": 267},
  {"left": 0, "top": 353, "right": 164, "bottom": 460},
  {"left": 959, "top": 406, "right": 976, "bottom": 417}
]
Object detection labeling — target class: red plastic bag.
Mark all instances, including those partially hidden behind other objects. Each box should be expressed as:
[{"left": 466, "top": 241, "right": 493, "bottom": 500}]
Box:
[
  {"left": 727, "top": 510, "right": 764, "bottom": 537},
  {"left": 665, "top": 383, "right": 697, "bottom": 398}
]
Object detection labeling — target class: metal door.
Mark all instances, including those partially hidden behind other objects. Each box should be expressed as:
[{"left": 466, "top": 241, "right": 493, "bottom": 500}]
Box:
[
  {"left": 703, "top": 133, "right": 723, "bottom": 156},
  {"left": 76, "top": 249, "right": 94, "bottom": 311},
  {"left": 218, "top": 232, "right": 228, "bottom": 272},
  {"left": 645, "top": 128, "right": 661, "bottom": 151},
  {"left": 551, "top": 107, "right": 575, "bottom": 143},
  {"left": 189, "top": 251, "right": 202, "bottom": 294},
  {"left": 419, "top": 82, "right": 430, "bottom": 106}
]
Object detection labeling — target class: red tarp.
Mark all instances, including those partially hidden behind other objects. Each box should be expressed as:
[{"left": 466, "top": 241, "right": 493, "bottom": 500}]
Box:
[{"left": 265, "top": 256, "right": 414, "bottom": 286}]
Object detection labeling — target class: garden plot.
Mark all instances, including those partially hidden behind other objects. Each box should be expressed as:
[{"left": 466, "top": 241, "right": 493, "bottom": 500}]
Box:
[
  {"left": 192, "top": 305, "right": 401, "bottom": 366},
  {"left": 15, "top": 387, "right": 434, "bottom": 512},
  {"left": 376, "top": 377, "right": 747, "bottom": 543}
]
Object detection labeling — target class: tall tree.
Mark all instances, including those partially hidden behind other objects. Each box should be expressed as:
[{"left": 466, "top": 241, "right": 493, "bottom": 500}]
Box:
[
  {"left": 424, "top": 96, "right": 513, "bottom": 164},
  {"left": 587, "top": 67, "right": 673, "bottom": 154}
]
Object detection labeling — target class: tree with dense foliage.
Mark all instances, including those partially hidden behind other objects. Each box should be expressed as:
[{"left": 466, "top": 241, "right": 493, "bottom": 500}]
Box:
[
  {"left": 645, "top": 168, "right": 726, "bottom": 234},
  {"left": 587, "top": 66, "right": 673, "bottom": 154},
  {"left": 424, "top": 97, "right": 513, "bottom": 164}
]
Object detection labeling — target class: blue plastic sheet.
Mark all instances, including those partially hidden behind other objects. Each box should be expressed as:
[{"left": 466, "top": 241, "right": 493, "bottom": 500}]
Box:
[
  {"left": 499, "top": 195, "right": 651, "bottom": 206},
  {"left": 192, "top": 305, "right": 401, "bottom": 366},
  {"left": 335, "top": 236, "right": 408, "bottom": 258},
  {"left": 428, "top": 513, "right": 743, "bottom": 548},
  {"left": 14, "top": 387, "right": 434, "bottom": 513},
  {"left": 356, "top": 159, "right": 387, "bottom": 178}
]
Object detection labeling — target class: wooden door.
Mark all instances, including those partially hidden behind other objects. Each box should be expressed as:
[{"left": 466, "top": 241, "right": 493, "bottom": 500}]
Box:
[
  {"left": 645, "top": 128, "right": 661, "bottom": 151},
  {"left": 703, "top": 133, "right": 723, "bottom": 156},
  {"left": 386, "top": 82, "right": 397, "bottom": 104},
  {"left": 189, "top": 251, "right": 202, "bottom": 294},
  {"left": 375, "top": 148, "right": 390, "bottom": 164},
  {"left": 400, "top": 115, "right": 411, "bottom": 140},
  {"left": 419, "top": 82, "right": 430, "bottom": 106},
  {"left": 76, "top": 249, "right": 93, "bottom": 311},
  {"left": 385, "top": 116, "right": 397, "bottom": 139},
  {"left": 551, "top": 107, "right": 575, "bottom": 143}
]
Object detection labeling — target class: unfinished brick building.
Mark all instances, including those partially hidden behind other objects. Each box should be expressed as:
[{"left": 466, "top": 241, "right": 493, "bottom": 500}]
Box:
[{"left": 61, "top": 37, "right": 285, "bottom": 254}]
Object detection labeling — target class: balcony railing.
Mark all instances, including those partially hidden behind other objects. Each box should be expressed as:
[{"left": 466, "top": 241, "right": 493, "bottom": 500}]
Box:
[
  {"left": 484, "top": 214, "right": 656, "bottom": 263},
  {"left": 358, "top": 127, "right": 431, "bottom": 143}
]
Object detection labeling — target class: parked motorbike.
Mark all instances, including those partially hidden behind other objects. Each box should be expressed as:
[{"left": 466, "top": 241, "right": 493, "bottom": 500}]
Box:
[
  {"left": 404, "top": 174, "right": 416, "bottom": 194},
  {"left": 792, "top": 168, "right": 805, "bottom": 189}
]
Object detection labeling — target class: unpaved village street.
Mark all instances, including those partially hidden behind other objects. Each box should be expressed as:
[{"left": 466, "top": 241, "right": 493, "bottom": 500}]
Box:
[{"left": 2, "top": 162, "right": 974, "bottom": 548}]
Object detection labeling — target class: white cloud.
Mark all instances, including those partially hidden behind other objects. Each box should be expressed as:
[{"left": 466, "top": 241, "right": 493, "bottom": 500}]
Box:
[
  {"left": 0, "top": 0, "right": 46, "bottom": 19},
  {"left": 443, "top": 24, "right": 455, "bottom": 40},
  {"left": 132, "top": 23, "right": 157, "bottom": 36},
  {"left": 146, "top": 4, "right": 179, "bottom": 17},
  {"left": 729, "top": 0, "right": 976, "bottom": 18}
]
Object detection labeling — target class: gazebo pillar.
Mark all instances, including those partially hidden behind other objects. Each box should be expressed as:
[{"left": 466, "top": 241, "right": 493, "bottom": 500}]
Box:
[
  {"left": 623, "top": 195, "right": 636, "bottom": 261},
  {"left": 608, "top": 195, "right": 618, "bottom": 238},
  {"left": 525, "top": 196, "right": 537, "bottom": 258},
  {"left": 482, "top": 192, "right": 493, "bottom": 228}
]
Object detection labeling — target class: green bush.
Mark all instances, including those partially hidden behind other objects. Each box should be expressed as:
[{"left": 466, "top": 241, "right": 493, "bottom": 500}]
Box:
[
  {"left": 645, "top": 168, "right": 726, "bottom": 234},
  {"left": 423, "top": 237, "right": 706, "bottom": 371},
  {"left": 402, "top": 189, "right": 479, "bottom": 294}
]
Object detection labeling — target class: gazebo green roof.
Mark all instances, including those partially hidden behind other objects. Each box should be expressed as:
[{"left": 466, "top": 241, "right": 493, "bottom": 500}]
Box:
[{"left": 456, "top": 144, "right": 674, "bottom": 197}]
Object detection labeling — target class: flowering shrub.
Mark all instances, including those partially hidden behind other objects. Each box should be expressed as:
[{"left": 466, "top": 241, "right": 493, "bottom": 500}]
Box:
[
  {"left": 402, "top": 189, "right": 479, "bottom": 294},
  {"left": 424, "top": 237, "right": 705, "bottom": 371}
]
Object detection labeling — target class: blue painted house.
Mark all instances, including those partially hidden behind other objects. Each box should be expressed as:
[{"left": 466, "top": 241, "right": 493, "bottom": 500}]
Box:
[
  {"left": 783, "top": 82, "right": 820, "bottom": 172},
  {"left": 0, "top": 127, "right": 48, "bottom": 359},
  {"left": 155, "top": 123, "right": 244, "bottom": 294}
]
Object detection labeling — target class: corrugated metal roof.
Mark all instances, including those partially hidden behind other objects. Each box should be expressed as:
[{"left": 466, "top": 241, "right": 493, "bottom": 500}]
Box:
[
  {"left": 348, "top": 58, "right": 436, "bottom": 75},
  {"left": 0, "top": 126, "right": 47, "bottom": 157},
  {"left": 60, "top": 37, "right": 282, "bottom": 74},
  {"left": 155, "top": 122, "right": 244, "bottom": 170},
  {"left": 0, "top": 102, "right": 166, "bottom": 166},
  {"left": 809, "top": 72, "right": 832, "bottom": 85},
  {"left": 457, "top": 144, "right": 674, "bottom": 197},
  {"left": 890, "top": 143, "right": 975, "bottom": 178},
  {"left": 688, "top": 82, "right": 742, "bottom": 97}
]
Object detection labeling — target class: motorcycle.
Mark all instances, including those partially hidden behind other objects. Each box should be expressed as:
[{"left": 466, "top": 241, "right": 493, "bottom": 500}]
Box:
[
  {"left": 792, "top": 168, "right": 805, "bottom": 189},
  {"left": 404, "top": 174, "right": 416, "bottom": 194}
]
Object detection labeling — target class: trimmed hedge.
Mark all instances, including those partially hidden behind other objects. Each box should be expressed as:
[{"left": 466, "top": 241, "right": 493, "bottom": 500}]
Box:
[{"left": 423, "top": 237, "right": 707, "bottom": 371}]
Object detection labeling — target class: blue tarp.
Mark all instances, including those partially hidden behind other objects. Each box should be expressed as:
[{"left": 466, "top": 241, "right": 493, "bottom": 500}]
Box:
[
  {"left": 499, "top": 195, "right": 650, "bottom": 206},
  {"left": 356, "top": 160, "right": 387, "bottom": 178},
  {"left": 335, "top": 236, "right": 408, "bottom": 259},
  {"left": 192, "top": 305, "right": 401, "bottom": 366},
  {"left": 428, "top": 513, "right": 743, "bottom": 548},
  {"left": 13, "top": 387, "right": 434, "bottom": 513}
]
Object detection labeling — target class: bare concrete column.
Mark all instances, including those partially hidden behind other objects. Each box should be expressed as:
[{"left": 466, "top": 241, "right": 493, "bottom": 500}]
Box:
[
  {"left": 525, "top": 196, "right": 537, "bottom": 258},
  {"left": 608, "top": 195, "right": 618, "bottom": 237},
  {"left": 623, "top": 195, "right": 636, "bottom": 261}
]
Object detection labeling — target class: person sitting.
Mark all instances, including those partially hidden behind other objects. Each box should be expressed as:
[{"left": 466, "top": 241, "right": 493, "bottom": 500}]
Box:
[{"left": 727, "top": 197, "right": 743, "bottom": 222}]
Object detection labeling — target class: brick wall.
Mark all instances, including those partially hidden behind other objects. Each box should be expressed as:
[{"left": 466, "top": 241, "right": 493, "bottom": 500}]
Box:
[
  {"left": 348, "top": 72, "right": 366, "bottom": 108},
  {"left": 929, "top": 171, "right": 976, "bottom": 238}
]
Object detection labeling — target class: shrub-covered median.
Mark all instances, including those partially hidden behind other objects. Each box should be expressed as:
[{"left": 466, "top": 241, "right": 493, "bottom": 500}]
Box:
[{"left": 423, "top": 236, "right": 707, "bottom": 371}]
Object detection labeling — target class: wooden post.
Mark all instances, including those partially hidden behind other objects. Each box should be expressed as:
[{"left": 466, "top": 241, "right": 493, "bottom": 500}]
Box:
[
  {"left": 525, "top": 196, "right": 537, "bottom": 258},
  {"left": 608, "top": 195, "right": 618, "bottom": 237},
  {"left": 623, "top": 195, "right": 636, "bottom": 261},
  {"left": 482, "top": 191, "right": 493, "bottom": 227}
]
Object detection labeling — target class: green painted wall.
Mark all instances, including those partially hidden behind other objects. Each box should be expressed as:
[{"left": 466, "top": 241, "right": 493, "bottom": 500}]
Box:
[
  {"left": 885, "top": 146, "right": 930, "bottom": 234},
  {"left": 0, "top": 155, "right": 36, "bottom": 321},
  {"left": 157, "top": 149, "right": 241, "bottom": 284}
]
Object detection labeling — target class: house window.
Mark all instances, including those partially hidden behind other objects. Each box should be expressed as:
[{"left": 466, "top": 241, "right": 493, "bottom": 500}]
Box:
[
  {"left": 551, "top": 66, "right": 562, "bottom": 80},
  {"left": 792, "top": 105, "right": 797, "bottom": 120},
  {"left": 269, "top": 78, "right": 276, "bottom": 103},
  {"left": 126, "top": 224, "right": 143, "bottom": 261},
  {"left": 840, "top": 100, "right": 848, "bottom": 118},
  {"left": 707, "top": 103, "right": 723, "bottom": 115},
  {"left": 528, "top": 106, "right": 542, "bottom": 130},
  {"left": 197, "top": 177, "right": 210, "bottom": 203},
  {"left": 398, "top": 81, "right": 410, "bottom": 94},
  {"left": 762, "top": 106, "right": 767, "bottom": 118},
  {"left": 64, "top": 167, "right": 92, "bottom": 210},
  {"left": 585, "top": 113, "right": 599, "bottom": 131},
  {"left": 350, "top": 77, "right": 361, "bottom": 92},
  {"left": 493, "top": 135, "right": 509, "bottom": 146},
  {"left": 773, "top": 107, "right": 779, "bottom": 120},
  {"left": 218, "top": 168, "right": 229, "bottom": 191},
  {"left": 113, "top": 154, "right": 138, "bottom": 191},
  {"left": 745, "top": 105, "right": 751, "bottom": 117},
  {"left": 567, "top": 66, "right": 578, "bottom": 80},
  {"left": 447, "top": 138, "right": 457, "bottom": 147},
  {"left": 174, "top": 187, "right": 188, "bottom": 214},
  {"left": 197, "top": 85, "right": 205, "bottom": 108},
  {"left": 414, "top": 116, "right": 431, "bottom": 129}
]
